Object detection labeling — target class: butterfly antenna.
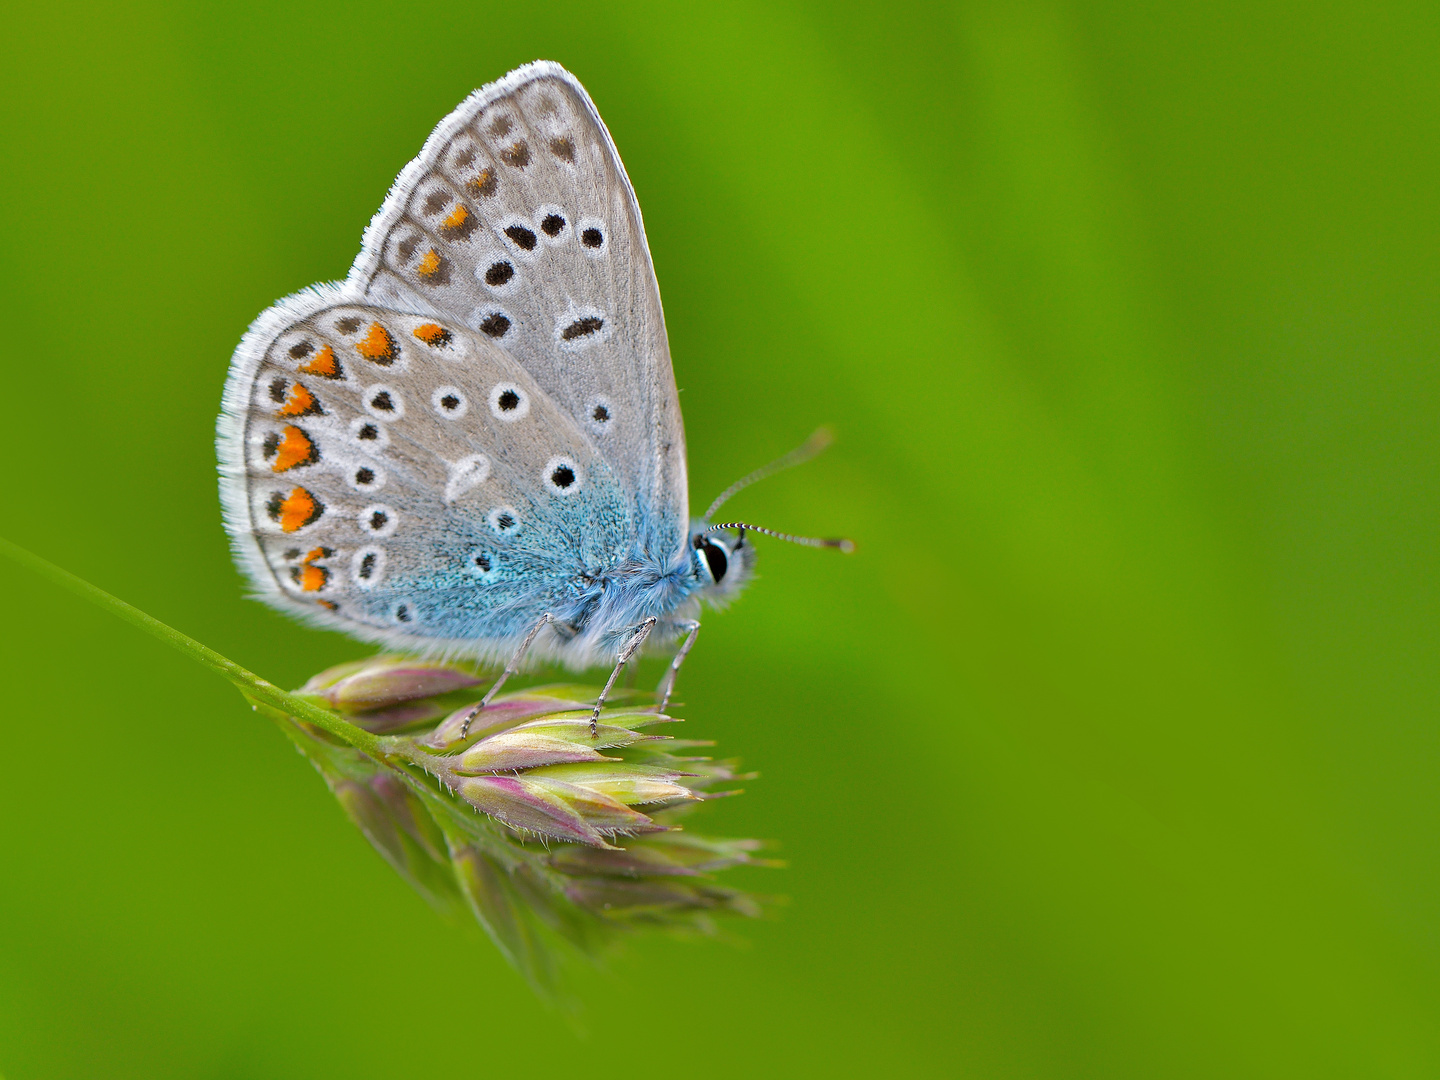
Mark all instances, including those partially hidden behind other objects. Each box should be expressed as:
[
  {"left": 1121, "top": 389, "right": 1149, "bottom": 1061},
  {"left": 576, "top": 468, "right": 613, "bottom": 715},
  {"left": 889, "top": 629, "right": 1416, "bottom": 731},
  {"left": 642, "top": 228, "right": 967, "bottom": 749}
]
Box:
[
  {"left": 703, "top": 427, "right": 836, "bottom": 520},
  {"left": 705, "top": 522, "right": 855, "bottom": 554}
]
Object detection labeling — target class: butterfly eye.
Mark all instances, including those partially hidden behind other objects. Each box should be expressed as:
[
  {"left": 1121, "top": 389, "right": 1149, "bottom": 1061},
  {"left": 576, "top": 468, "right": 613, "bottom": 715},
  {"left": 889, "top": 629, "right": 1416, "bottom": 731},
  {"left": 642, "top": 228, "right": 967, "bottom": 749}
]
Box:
[{"left": 696, "top": 537, "right": 729, "bottom": 583}]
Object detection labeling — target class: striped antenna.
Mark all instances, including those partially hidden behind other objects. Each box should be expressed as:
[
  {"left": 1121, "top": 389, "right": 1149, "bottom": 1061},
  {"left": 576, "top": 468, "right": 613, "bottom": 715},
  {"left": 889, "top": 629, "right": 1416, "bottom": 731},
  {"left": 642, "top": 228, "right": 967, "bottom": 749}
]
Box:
[
  {"left": 703, "top": 427, "right": 835, "bottom": 520},
  {"left": 705, "top": 522, "right": 855, "bottom": 554}
]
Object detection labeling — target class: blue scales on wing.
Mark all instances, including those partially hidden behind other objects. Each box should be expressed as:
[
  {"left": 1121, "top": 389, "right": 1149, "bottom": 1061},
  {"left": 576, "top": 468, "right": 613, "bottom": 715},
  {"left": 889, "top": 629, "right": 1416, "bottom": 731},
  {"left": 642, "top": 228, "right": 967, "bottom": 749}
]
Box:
[
  {"left": 217, "top": 63, "right": 708, "bottom": 669},
  {"left": 218, "top": 297, "right": 631, "bottom": 655}
]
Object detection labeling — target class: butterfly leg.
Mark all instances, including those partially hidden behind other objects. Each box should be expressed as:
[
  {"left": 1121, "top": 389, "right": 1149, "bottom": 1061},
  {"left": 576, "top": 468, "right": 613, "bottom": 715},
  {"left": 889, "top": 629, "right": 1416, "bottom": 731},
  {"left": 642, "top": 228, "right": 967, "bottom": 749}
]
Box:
[
  {"left": 463, "top": 613, "right": 555, "bottom": 737},
  {"left": 654, "top": 619, "right": 701, "bottom": 715},
  {"left": 591, "top": 617, "right": 658, "bottom": 735}
]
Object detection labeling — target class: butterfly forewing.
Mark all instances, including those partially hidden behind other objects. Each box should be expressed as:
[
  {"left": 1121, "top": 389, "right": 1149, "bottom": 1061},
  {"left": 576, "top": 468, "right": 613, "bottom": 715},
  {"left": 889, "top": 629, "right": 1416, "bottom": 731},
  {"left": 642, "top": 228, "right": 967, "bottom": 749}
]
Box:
[
  {"left": 350, "top": 64, "right": 688, "bottom": 559},
  {"left": 225, "top": 295, "right": 629, "bottom": 648},
  {"left": 220, "top": 63, "right": 691, "bottom": 655}
]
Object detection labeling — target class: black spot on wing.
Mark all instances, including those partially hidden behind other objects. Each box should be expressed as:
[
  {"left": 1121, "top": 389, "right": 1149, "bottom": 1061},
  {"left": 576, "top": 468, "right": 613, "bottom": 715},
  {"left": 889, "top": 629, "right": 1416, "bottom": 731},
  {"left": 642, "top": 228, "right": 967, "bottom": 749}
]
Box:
[
  {"left": 480, "top": 313, "right": 511, "bottom": 338},
  {"left": 561, "top": 316, "right": 603, "bottom": 341},
  {"left": 504, "top": 225, "right": 537, "bottom": 251}
]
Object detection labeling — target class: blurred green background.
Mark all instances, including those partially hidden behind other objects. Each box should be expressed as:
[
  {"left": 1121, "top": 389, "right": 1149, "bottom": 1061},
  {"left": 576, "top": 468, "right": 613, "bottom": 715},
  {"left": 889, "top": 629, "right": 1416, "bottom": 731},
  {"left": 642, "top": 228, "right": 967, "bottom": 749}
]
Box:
[{"left": 2, "top": 1, "right": 1437, "bottom": 1076}]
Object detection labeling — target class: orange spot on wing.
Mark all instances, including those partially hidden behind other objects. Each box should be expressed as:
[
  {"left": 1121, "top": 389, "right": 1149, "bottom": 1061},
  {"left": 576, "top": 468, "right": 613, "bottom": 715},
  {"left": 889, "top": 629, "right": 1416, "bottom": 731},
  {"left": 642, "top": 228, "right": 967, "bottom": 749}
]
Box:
[
  {"left": 296, "top": 563, "right": 327, "bottom": 591},
  {"left": 298, "top": 344, "right": 341, "bottom": 378},
  {"left": 413, "top": 323, "right": 451, "bottom": 347},
  {"left": 467, "top": 167, "right": 497, "bottom": 197},
  {"left": 291, "top": 546, "right": 332, "bottom": 591},
  {"left": 416, "top": 249, "right": 442, "bottom": 276},
  {"left": 355, "top": 322, "right": 397, "bottom": 364},
  {"left": 269, "top": 487, "right": 323, "bottom": 533},
  {"left": 277, "top": 382, "right": 320, "bottom": 417},
  {"left": 317, "top": 599, "right": 339, "bottom": 610},
  {"left": 271, "top": 425, "right": 317, "bottom": 472},
  {"left": 438, "top": 202, "right": 477, "bottom": 241},
  {"left": 500, "top": 141, "right": 530, "bottom": 167},
  {"left": 442, "top": 204, "right": 469, "bottom": 230}
]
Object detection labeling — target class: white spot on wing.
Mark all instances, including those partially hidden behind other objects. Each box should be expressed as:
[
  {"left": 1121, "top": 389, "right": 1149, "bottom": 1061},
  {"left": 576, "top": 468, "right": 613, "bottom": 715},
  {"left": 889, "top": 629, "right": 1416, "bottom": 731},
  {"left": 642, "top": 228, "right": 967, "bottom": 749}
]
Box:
[{"left": 444, "top": 454, "right": 490, "bottom": 504}]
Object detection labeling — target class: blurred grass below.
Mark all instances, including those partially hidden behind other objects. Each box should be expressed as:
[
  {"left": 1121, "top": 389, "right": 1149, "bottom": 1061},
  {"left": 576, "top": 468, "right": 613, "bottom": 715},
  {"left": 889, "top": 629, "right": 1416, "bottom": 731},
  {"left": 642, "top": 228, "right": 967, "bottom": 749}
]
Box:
[{"left": 1, "top": 1, "right": 1437, "bottom": 1077}]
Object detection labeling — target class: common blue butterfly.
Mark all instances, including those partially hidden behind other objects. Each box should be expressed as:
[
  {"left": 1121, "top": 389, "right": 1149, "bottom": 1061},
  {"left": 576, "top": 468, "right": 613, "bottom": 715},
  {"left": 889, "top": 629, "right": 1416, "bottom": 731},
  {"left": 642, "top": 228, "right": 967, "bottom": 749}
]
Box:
[{"left": 217, "top": 61, "right": 847, "bottom": 725}]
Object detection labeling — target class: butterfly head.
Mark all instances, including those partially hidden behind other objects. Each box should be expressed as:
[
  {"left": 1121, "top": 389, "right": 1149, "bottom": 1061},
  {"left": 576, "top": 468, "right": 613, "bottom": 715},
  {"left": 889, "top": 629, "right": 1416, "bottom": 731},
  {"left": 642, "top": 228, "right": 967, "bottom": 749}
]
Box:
[
  {"left": 687, "top": 428, "right": 855, "bottom": 604},
  {"left": 689, "top": 523, "right": 757, "bottom": 602}
]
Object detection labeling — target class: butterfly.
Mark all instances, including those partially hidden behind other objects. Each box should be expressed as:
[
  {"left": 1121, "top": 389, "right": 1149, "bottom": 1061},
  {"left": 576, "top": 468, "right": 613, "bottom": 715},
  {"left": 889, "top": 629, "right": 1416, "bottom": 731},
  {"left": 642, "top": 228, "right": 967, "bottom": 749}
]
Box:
[{"left": 217, "top": 61, "right": 848, "bottom": 726}]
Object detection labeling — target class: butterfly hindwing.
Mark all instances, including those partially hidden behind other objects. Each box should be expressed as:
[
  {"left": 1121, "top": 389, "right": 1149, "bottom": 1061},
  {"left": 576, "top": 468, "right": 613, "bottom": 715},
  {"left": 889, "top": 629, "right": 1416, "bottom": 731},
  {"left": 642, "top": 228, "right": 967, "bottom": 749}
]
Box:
[
  {"left": 347, "top": 61, "right": 688, "bottom": 559},
  {"left": 219, "top": 290, "right": 630, "bottom": 652}
]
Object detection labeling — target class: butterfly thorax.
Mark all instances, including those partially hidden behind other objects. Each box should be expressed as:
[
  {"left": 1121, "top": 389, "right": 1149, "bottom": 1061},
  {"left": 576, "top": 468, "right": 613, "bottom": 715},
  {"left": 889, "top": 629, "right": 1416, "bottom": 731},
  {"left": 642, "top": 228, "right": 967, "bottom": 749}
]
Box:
[{"left": 542, "top": 520, "right": 752, "bottom": 664}]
